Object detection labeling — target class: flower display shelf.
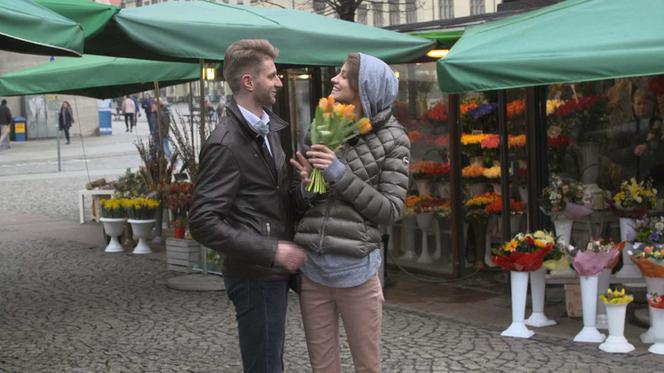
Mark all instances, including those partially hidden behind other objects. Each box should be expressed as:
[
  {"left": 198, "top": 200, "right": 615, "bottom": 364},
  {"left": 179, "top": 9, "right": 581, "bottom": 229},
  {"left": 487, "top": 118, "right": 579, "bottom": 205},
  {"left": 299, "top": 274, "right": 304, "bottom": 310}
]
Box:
[
  {"left": 525, "top": 267, "right": 556, "bottom": 327},
  {"left": 598, "top": 302, "right": 635, "bottom": 353},
  {"left": 501, "top": 271, "right": 534, "bottom": 339},
  {"left": 573, "top": 275, "right": 606, "bottom": 343}
]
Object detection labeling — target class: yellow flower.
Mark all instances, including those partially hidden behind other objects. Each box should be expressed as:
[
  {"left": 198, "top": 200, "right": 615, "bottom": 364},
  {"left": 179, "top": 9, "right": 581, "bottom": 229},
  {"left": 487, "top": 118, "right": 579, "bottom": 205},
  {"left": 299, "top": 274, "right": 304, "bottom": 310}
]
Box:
[{"left": 505, "top": 240, "right": 518, "bottom": 252}]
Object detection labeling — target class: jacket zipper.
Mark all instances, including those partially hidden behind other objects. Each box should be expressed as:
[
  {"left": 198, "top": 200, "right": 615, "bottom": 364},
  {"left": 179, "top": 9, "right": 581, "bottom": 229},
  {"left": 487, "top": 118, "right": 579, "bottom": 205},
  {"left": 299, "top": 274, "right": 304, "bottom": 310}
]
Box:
[{"left": 318, "top": 201, "right": 331, "bottom": 252}]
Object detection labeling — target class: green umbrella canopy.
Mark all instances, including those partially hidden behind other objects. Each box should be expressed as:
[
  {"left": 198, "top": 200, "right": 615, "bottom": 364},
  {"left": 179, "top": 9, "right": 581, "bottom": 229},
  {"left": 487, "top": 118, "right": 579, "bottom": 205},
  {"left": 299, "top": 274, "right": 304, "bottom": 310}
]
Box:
[
  {"left": 0, "top": 54, "right": 204, "bottom": 99},
  {"left": 84, "top": 0, "right": 434, "bottom": 65},
  {"left": 35, "top": 0, "right": 119, "bottom": 39},
  {"left": 437, "top": 0, "right": 664, "bottom": 93},
  {"left": 0, "top": 0, "right": 84, "bottom": 56}
]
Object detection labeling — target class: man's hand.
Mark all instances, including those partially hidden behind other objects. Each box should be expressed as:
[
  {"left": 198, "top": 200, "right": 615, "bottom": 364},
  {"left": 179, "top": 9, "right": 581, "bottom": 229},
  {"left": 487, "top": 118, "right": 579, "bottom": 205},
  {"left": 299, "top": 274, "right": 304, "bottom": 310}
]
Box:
[
  {"left": 289, "top": 151, "right": 313, "bottom": 184},
  {"left": 274, "top": 241, "right": 307, "bottom": 272},
  {"left": 635, "top": 143, "right": 648, "bottom": 156},
  {"left": 306, "top": 144, "right": 337, "bottom": 171}
]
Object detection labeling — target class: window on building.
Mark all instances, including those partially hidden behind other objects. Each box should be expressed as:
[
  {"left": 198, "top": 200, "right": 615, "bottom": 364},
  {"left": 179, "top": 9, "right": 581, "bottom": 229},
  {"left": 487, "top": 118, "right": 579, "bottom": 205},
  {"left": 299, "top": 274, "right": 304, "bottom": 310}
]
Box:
[
  {"left": 470, "top": 0, "right": 485, "bottom": 15},
  {"left": 357, "top": 3, "right": 368, "bottom": 24},
  {"left": 406, "top": 0, "right": 417, "bottom": 23},
  {"left": 439, "top": 0, "right": 454, "bottom": 19},
  {"left": 313, "top": 0, "right": 326, "bottom": 14},
  {"left": 389, "top": 0, "right": 400, "bottom": 26},
  {"left": 373, "top": 2, "right": 384, "bottom": 27}
]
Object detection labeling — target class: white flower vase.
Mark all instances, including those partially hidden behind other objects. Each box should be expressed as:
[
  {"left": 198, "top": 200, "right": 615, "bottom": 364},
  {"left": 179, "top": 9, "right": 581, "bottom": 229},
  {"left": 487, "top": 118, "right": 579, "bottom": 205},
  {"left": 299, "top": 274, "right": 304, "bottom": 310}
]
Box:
[
  {"left": 596, "top": 269, "right": 611, "bottom": 330},
  {"left": 501, "top": 271, "right": 535, "bottom": 338},
  {"left": 642, "top": 277, "right": 664, "bottom": 344},
  {"left": 649, "top": 307, "right": 664, "bottom": 355},
  {"left": 598, "top": 303, "right": 635, "bottom": 353},
  {"left": 574, "top": 275, "right": 606, "bottom": 343},
  {"left": 128, "top": 219, "right": 156, "bottom": 254},
  {"left": 437, "top": 182, "right": 450, "bottom": 199},
  {"left": 518, "top": 186, "right": 528, "bottom": 205},
  {"left": 553, "top": 217, "right": 573, "bottom": 246},
  {"left": 100, "top": 217, "right": 126, "bottom": 253},
  {"left": 616, "top": 219, "right": 643, "bottom": 280},
  {"left": 415, "top": 212, "right": 434, "bottom": 264},
  {"left": 399, "top": 216, "right": 417, "bottom": 261},
  {"left": 414, "top": 179, "right": 431, "bottom": 197},
  {"left": 525, "top": 267, "right": 557, "bottom": 327}
]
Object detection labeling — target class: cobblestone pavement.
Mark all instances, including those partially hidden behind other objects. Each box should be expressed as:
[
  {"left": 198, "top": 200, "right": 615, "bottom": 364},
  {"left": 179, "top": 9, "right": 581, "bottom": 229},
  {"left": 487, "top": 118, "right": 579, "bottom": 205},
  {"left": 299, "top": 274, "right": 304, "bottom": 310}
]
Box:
[{"left": 0, "top": 141, "right": 662, "bottom": 371}]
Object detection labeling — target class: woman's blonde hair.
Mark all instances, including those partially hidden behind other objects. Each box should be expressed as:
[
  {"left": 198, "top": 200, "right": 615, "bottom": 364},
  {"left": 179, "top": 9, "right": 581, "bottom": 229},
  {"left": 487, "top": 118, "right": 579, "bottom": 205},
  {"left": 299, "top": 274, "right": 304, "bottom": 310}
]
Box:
[{"left": 223, "top": 39, "right": 279, "bottom": 93}]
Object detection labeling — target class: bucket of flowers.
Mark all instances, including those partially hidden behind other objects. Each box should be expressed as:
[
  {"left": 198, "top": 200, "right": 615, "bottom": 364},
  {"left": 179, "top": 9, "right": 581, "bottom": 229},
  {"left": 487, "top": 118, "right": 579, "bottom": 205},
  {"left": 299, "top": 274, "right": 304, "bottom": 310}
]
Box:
[
  {"left": 611, "top": 178, "right": 657, "bottom": 220},
  {"left": 164, "top": 181, "right": 194, "bottom": 239},
  {"left": 598, "top": 288, "right": 635, "bottom": 353},
  {"left": 493, "top": 230, "right": 555, "bottom": 338},
  {"left": 565, "top": 239, "right": 621, "bottom": 343},
  {"left": 646, "top": 292, "right": 664, "bottom": 354},
  {"left": 540, "top": 175, "right": 591, "bottom": 246}
]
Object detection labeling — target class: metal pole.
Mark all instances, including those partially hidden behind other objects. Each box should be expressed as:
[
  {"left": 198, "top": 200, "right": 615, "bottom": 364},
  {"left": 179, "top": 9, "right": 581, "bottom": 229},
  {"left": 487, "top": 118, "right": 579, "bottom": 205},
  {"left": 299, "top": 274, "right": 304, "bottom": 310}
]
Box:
[
  {"left": 198, "top": 60, "right": 208, "bottom": 275},
  {"left": 188, "top": 81, "right": 195, "bottom": 156},
  {"left": 154, "top": 81, "right": 164, "bottom": 241},
  {"left": 56, "top": 115, "right": 61, "bottom": 172},
  {"left": 448, "top": 93, "right": 463, "bottom": 277},
  {"left": 498, "top": 90, "right": 510, "bottom": 242}
]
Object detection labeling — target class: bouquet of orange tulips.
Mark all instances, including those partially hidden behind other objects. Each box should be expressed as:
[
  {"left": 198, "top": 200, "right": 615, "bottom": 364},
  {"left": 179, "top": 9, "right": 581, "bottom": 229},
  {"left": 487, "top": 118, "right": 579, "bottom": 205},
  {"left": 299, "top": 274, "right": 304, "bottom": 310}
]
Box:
[{"left": 307, "top": 95, "right": 372, "bottom": 194}]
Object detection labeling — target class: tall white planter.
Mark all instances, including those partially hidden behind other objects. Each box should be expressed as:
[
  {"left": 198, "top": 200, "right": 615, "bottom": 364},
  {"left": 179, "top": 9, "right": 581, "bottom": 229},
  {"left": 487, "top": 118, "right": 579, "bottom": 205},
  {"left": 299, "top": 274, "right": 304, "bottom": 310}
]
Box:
[
  {"left": 598, "top": 303, "right": 635, "bottom": 353},
  {"left": 414, "top": 179, "right": 431, "bottom": 197},
  {"left": 128, "top": 219, "right": 156, "bottom": 254},
  {"left": 415, "top": 213, "right": 434, "bottom": 264},
  {"left": 649, "top": 307, "right": 664, "bottom": 355},
  {"left": 484, "top": 215, "right": 498, "bottom": 267},
  {"left": 642, "top": 277, "right": 664, "bottom": 344},
  {"left": 553, "top": 217, "right": 573, "bottom": 246},
  {"left": 525, "top": 267, "right": 557, "bottom": 327},
  {"left": 616, "top": 218, "right": 642, "bottom": 280},
  {"left": 596, "top": 269, "right": 611, "bottom": 330},
  {"left": 399, "top": 216, "right": 417, "bottom": 261},
  {"left": 574, "top": 275, "right": 606, "bottom": 343},
  {"left": 100, "top": 217, "right": 126, "bottom": 253},
  {"left": 437, "top": 182, "right": 450, "bottom": 199},
  {"left": 501, "top": 271, "right": 535, "bottom": 338}
]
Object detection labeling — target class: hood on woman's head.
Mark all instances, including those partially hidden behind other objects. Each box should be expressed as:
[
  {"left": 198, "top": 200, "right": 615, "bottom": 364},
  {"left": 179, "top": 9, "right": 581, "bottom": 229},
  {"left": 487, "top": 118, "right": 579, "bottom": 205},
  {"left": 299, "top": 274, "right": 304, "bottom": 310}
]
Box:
[{"left": 358, "top": 53, "right": 398, "bottom": 122}]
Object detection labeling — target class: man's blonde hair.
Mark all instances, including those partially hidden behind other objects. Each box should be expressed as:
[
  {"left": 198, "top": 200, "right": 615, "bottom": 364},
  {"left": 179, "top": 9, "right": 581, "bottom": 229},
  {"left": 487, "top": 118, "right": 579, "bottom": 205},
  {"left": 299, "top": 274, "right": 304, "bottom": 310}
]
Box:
[{"left": 223, "top": 39, "right": 279, "bottom": 93}]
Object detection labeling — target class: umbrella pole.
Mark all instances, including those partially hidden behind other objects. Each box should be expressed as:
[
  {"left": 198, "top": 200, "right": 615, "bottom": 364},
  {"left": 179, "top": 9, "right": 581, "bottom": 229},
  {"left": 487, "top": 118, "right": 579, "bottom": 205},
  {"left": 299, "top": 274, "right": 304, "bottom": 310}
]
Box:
[
  {"left": 188, "top": 81, "right": 195, "bottom": 157},
  {"left": 56, "top": 115, "right": 61, "bottom": 172},
  {"left": 154, "top": 81, "right": 164, "bottom": 241},
  {"left": 199, "top": 60, "right": 208, "bottom": 276}
]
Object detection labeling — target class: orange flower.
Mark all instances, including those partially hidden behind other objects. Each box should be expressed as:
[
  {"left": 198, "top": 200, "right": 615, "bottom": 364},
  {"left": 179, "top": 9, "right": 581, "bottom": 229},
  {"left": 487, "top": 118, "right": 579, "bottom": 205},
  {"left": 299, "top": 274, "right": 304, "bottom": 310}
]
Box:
[
  {"left": 405, "top": 195, "right": 420, "bottom": 208},
  {"left": 357, "top": 118, "right": 372, "bottom": 135},
  {"left": 508, "top": 134, "right": 526, "bottom": 148},
  {"left": 506, "top": 99, "right": 525, "bottom": 119},
  {"left": 343, "top": 104, "right": 356, "bottom": 121},
  {"left": 462, "top": 164, "right": 485, "bottom": 178},
  {"left": 460, "top": 101, "right": 478, "bottom": 115},
  {"left": 319, "top": 95, "right": 335, "bottom": 113}
]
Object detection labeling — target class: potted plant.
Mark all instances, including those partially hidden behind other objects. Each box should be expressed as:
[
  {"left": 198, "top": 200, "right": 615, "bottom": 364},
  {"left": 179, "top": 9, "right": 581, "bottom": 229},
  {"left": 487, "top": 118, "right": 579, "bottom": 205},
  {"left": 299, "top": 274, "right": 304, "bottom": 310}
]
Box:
[
  {"left": 647, "top": 292, "right": 664, "bottom": 354},
  {"left": 126, "top": 197, "right": 160, "bottom": 254},
  {"left": 99, "top": 198, "right": 128, "bottom": 253},
  {"left": 630, "top": 243, "right": 664, "bottom": 343}
]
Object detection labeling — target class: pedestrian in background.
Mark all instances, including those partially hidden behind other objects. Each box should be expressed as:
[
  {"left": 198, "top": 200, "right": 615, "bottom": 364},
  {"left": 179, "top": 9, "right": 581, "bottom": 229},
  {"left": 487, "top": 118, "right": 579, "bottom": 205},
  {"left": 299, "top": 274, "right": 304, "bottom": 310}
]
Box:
[
  {"left": 131, "top": 95, "right": 140, "bottom": 130},
  {"left": 290, "top": 53, "right": 410, "bottom": 373},
  {"left": 0, "top": 99, "right": 12, "bottom": 150},
  {"left": 122, "top": 95, "right": 136, "bottom": 132},
  {"left": 141, "top": 93, "right": 155, "bottom": 134},
  {"left": 189, "top": 39, "right": 306, "bottom": 373},
  {"left": 58, "top": 101, "right": 74, "bottom": 145}
]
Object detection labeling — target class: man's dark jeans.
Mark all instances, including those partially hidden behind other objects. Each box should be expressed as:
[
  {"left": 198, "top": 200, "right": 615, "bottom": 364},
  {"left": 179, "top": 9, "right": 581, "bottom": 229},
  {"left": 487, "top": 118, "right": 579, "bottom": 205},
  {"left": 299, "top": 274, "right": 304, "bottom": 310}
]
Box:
[{"left": 224, "top": 276, "right": 290, "bottom": 373}]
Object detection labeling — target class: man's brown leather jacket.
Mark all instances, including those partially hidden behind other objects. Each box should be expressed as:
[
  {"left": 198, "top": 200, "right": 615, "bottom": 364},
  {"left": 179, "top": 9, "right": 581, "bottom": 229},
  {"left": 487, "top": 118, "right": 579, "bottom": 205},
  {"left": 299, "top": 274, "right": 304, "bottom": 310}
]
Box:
[{"left": 189, "top": 98, "right": 295, "bottom": 280}]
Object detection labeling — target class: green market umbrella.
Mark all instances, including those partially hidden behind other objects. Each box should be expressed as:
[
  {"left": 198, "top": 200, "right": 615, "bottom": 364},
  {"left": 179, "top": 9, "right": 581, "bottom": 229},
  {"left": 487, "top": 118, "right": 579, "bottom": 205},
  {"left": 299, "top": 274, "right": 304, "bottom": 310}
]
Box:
[
  {"left": 0, "top": 54, "right": 203, "bottom": 99},
  {"left": 35, "top": 0, "right": 119, "bottom": 39},
  {"left": 85, "top": 0, "right": 434, "bottom": 65},
  {"left": 0, "top": 0, "right": 84, "bottom": 56},
  {"left": 437, "top": 0, "right": 664, "bottom": 93}
]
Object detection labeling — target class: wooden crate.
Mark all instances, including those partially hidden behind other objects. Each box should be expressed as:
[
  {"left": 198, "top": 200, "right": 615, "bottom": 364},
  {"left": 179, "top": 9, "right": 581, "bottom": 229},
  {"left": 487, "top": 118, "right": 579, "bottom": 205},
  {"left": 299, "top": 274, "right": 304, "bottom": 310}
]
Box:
[
  {"left": 564, "top": 283, "right": 582, "bottom": 318},
  {"left": 166, "top": 238, "right": 200, "bottom": 273}
]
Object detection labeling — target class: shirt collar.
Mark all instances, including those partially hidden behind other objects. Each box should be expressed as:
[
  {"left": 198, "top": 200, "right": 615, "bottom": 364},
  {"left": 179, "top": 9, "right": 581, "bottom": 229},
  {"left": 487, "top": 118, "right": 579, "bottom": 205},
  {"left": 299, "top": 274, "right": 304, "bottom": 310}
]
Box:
[{"left": 237, "top": 104, "right": 270, "bottom": 134}]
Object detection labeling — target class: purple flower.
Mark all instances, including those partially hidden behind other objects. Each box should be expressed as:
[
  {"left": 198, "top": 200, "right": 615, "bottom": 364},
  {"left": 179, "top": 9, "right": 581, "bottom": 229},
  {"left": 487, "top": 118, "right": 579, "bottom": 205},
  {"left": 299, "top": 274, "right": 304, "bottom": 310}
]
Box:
[
  {"left": 650, "top": 232, "right": 662, "bottom": 243},
  {"left": 469, "top": 103, "right": 497, "bottom": 120}
]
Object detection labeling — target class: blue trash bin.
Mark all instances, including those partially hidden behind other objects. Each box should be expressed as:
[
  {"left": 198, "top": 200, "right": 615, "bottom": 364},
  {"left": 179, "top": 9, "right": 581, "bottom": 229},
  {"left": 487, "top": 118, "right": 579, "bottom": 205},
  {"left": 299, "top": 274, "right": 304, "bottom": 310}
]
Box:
[
  {"left": 97, "top": 99, "right": 112, "bottom": 135},
  {"left": 13, "top": 116, "right": 27, "bottom": 141}
]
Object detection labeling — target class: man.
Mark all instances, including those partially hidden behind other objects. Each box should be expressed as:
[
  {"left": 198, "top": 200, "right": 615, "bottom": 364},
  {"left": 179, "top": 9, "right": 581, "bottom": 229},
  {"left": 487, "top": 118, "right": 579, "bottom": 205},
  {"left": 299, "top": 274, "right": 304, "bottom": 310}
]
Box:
[
  {"left": 0, "top": 99, "right": 13, "bottom": 150},
  {"left": 189, "top": 39, "right": 306, "bottom": 373},
  {"left": 141, "top": 93, "right": 155, "bottom": 135}
]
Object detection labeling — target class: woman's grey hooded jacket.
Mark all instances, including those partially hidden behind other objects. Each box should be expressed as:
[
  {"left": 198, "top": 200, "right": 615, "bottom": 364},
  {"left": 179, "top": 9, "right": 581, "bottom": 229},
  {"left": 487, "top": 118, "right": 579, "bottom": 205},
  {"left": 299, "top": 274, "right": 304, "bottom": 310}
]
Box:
[{"left": 294, "top": 54, "right": 410, "bottom": 257}]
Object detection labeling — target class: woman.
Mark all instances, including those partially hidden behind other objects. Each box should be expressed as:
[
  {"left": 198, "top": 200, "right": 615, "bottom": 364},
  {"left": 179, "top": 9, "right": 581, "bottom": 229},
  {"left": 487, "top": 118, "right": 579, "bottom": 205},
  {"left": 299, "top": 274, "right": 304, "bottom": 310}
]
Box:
[
  {"left": 58, "top": 101, "right": 73, "bottom": 144},
  {"left": 290, "top": 53, "right": 410, "bottom": 373}
]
